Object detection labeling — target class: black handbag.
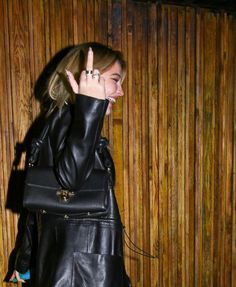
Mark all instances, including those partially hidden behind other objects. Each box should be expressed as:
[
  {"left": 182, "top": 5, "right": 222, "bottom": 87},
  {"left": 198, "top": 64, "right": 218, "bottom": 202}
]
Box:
[{"left": 23, "top": 124, "right": 111, "bottom": 217}]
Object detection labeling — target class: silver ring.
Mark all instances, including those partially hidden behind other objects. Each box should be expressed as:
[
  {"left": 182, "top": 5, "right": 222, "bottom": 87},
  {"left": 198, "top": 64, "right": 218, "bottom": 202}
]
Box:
[
  {"left": 92, "top": 72, "right": 100, "bottom": 79},
  {"left": 86, "top": 70, "right": 93, "bottom": 75}
]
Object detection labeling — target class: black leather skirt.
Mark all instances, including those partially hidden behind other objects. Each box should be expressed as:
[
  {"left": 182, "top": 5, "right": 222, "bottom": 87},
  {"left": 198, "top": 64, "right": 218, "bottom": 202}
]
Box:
[{"left": 33, "top": 215, "right": 130, "bottom": 287}]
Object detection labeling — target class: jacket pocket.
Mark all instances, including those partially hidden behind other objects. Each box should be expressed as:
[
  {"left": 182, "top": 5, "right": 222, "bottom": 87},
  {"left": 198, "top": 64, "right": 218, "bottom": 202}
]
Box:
[{"left": 72, "top": 251, "right": 124, "bottom": 287}]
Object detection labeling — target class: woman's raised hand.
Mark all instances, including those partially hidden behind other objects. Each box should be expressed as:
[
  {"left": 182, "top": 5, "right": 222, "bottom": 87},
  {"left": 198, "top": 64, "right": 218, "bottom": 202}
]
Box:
[{"left": 66, "top": 47, "right": 106, "bottom": 100}]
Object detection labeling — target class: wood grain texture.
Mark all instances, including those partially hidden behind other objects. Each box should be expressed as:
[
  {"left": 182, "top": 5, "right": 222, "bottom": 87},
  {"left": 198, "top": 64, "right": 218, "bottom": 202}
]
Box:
[{"left": 0, "top": 1, "right": 235, "bottom": 286}]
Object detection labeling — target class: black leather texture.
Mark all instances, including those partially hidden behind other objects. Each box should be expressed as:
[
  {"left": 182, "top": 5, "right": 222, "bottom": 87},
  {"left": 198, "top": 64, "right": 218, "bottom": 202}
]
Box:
[
  {"left": 24, "top": 167, "right": 109, "bottom": 215},
  {"left": 15, "top": 94, "right": 131, "bottom": 286}
]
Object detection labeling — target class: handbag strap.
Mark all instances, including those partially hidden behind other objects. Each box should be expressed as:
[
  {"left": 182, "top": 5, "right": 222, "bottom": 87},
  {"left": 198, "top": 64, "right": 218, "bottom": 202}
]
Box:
[
  {"left": 28, "top": 124, "right": 50, "bottom": 167},
  {"left": 123, "top": 226, "right": 159, "bottom": 259}
]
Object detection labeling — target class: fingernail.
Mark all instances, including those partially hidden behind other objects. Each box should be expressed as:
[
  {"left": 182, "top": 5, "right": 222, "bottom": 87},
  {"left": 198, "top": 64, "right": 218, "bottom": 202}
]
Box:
[
  {"left": 65, "top": 69, "right": 70, "bottom": 78},
  {"left": 89, "top": 47, "right": 92, "bottom": 52}
]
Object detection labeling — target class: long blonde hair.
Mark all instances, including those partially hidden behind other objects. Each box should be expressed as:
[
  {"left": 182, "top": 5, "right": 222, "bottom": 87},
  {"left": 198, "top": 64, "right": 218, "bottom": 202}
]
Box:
[{"left": 43, "top": 42, "right": 126, "bottom": 113}]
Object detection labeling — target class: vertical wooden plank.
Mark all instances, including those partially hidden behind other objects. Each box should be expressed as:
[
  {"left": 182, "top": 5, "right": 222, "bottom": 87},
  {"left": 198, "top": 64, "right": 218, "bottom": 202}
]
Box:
[
  {"left": 119, "top": 0, "right": 128, "bottom": 224},
  {"left": 224, "top": 13, "right": 234, "bottom": 287},
  {"left": 218, "top": 12, "right": 228, "bottom": 287},
  {"left": 43, "top": 0, "right": 51, "bottom": 61},
  {"left": 54, "top": 0, "right": 63, "bottom": 50},
  {"left": 50, "top": 0, "right": 62, "bottom": 55},
  {"left": 73, "top": 0, "right": 87, "bottom": 44},
  {"left": 231, "top": 16, "right": 236, "bottom": 287},
  {"left": 139, "top": 4, "right": 150, "bottom": 286},
  {"left": 185, "top": 7, "right": 196, "bottom": 287},
  {"left": 120, "top": 0, "right": 133, "bottom": 282},
  {"left": 123, "top": 0, "right": 133, "bottom": 281},
  {"left": 195, "top": 8, "right": 204, "bottom": 287},
  {"left": 167, "top": 5, "right": 178, "bottom": 286},
  {"left": 86, "top": 0, "right": 95, "bottom": 41},
  {"left": 202, "top": 11, "right": 216, "bottom": 287},
  {"left": 213, "top": 11, "right": 221, "bottom": 287},
  {"left": 148, "top": 3, "right": 159, "bottom": 287},
  {"left": 177, "top": 6, "right": 186, "bottom": 287},
  {"left": 94, "top": 0, "right": 108, "bottom": 44},
  {"left": 158, "top": 5, "right": 169, "bottom": 287},
  {"left": 0, "top": 0, "right": 10, "bottom": 283},
  {"left": 28, "top": 0, "right": 46, "bottom": 118},
  {"left": 61, "top": 0, "right": 74, "bottom": 46},
  {"left": 130, "top": 2, "right": 144, "bottom": 285}
]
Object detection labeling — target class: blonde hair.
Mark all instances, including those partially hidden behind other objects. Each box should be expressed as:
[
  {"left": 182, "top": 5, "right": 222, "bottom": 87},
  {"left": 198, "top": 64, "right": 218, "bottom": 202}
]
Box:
[{"left": 44, "top": 42, "right": 126, "bottom": 113}]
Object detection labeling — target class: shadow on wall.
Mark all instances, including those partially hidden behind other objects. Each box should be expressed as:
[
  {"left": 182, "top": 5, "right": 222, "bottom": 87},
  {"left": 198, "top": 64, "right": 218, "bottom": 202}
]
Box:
[
  {"left": 5, "top": 45, "right": 74, "bottom": 214},
  {"left": 4, "top": 46, "right": 74, "bottom": 285}
]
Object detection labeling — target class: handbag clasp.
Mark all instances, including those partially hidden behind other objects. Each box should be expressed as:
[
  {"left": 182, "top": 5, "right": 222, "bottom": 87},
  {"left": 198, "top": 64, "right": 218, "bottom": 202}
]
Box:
[{"left": 56, "top": 189, "right": 75, "bottom": 203}]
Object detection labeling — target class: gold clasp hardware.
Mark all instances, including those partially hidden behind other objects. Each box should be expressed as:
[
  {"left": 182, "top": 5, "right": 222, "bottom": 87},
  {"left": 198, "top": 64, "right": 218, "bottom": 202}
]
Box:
[{"left": 56, "top": 189, "right": 75, "bottom": 203}]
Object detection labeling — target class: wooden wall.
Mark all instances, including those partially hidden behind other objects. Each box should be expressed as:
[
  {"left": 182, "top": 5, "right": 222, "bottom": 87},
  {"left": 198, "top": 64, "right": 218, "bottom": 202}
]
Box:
[{"left": 0, "top": 1, "right": 235, "bottom": 286}]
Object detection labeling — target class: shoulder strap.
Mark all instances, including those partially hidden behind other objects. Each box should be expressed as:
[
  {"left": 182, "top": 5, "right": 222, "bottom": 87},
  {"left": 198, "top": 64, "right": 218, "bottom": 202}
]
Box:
[{"left": 28, "top": 124, "right": 50, "bottom": 167}]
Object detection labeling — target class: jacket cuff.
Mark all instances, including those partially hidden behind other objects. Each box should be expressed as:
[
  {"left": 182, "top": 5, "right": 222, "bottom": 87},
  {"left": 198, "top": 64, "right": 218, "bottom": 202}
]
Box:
[
  {"left": 14, "top": 255, "right": 31, "bottom": 273},
  {"left": 73, "top": 94, "right": 108, "bottom": 122}
]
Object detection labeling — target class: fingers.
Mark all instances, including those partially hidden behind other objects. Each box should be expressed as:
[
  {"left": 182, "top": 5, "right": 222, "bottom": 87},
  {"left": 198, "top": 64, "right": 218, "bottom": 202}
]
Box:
[
  {"left": 80, "top": 69, "right": 100, "bottom": 83},
  {"left": 86, "top": 47, "right": 93, "bottom": 72},
  {"left": 15, "top": 271, "right": 26, "bottom": 283},
  {"left": 9, "top": 273, "right": 16, "bottom": 281},
  {"left": 67, "top": 48, "right": 105, "bottom": 100},
  {"left": 92, "top": 69, "right": 100, "bottom": 82},
  {"left": 65, "top": 69, "right": 79, "bottom": 94},
  {"left": 10, "top": 271, "right": 25, "bottom": 283},
  {"left": 99, "top": 76, "right": 105, "bottom": 86},
  {"left": 80, "top": 70, "right": 86, "bottom": 82}
]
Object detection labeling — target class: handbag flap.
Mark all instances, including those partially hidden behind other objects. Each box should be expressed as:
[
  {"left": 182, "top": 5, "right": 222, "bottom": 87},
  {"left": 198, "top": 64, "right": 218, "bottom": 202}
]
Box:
[
  {"left": 25, "top": 167, "right": 109, "bottom": 191},
  {"left": 23, "top": 167, "right": 110, "bottom": 214}
]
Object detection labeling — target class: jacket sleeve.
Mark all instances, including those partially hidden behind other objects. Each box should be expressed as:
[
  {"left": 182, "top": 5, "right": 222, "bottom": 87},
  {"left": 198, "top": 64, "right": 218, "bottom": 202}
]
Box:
[
  {"left": 14, "top": 212, "right": 36, "bottom": 273},
  {"left": 50, "top": 94, "right": 109, "bottom": 190}
]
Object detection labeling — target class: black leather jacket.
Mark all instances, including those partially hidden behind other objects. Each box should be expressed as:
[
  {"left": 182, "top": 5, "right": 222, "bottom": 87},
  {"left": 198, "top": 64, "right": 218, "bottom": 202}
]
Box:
[{"left": 15, "top": 95, "right": 131, "bottom": 287}]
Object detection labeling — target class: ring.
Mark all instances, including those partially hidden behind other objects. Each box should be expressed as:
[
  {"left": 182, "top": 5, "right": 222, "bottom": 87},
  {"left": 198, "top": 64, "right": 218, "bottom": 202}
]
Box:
[
  {"left": 92, "top": 72, "right": 100, "bottom": 79},
  {"left": 86, "top": 70, "right": 93, "bottom": 75}
]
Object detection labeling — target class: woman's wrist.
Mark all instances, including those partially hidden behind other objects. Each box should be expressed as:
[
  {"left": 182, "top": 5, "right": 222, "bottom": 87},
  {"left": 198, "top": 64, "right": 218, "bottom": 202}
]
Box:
[{"left": 75, "top": 93, "right": 106, "bottom": 101}]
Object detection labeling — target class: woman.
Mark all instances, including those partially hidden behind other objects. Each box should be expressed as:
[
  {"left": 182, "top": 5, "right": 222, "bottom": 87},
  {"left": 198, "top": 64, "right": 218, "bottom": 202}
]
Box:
[{"left": 10, "top": 42, "right": 131, "bottom": 286}]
